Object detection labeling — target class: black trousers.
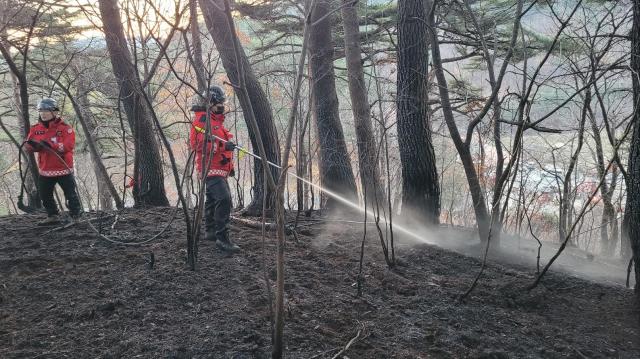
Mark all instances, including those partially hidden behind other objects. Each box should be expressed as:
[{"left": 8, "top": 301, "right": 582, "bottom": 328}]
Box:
[
  {"left": 204, "top": 176, "right": 232, "bottom": 239},
  {"left": 39, "top": 174, "right": 81, "bottom": 216}
]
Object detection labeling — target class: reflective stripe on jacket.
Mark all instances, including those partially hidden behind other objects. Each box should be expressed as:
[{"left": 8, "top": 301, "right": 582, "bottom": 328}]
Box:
[
  {"left": 25, "top": 118, "right": 75, "bottom": 177},
  {"left": 189, "top": 111, "right": 234, "bottom": 178}
]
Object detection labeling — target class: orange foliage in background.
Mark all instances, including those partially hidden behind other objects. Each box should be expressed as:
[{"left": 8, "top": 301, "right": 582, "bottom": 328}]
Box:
[{"left": 236, "top": 27, "right": 251, "bottom": 46}]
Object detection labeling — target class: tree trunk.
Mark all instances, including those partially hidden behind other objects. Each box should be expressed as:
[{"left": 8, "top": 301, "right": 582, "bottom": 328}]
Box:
[
  {"left": 626, "top": 0, "right": 640, "bottom": 301},
  {"left": 559, "top": 88, "right": 589, "bottom": 244},
  {"left": 189, "top": 0, "right": 207, "bottom": 93},
  {"left": 461, "top": 0, "right": 524, "bottom": 246},
  {"left": 98, "top": 0, "right": 169, "bottom": 207},
  {"left": 341, "top": 0, "right": 383, "bottom": 208},
  {"left": 588, "top": 106, "right": 616, "bottom": 255},
  {"left": 308, "top": 0, "right": 358, "bottom": 208},
  {"left": 199, "top": 0, "right": 281, "bottom": 216},
  {"left": 296, "top": 108, "right": 311, "bottom": 212},
  {"left": 0, "top": 40, "right": 41, "bottom": 209},
  {"left": 621, "top": 209, "right": 632, "bottom": 259},
  {"left": 74, "top": 74, "right": 122, "bottom": 210},
  {"left": 427, "top": 1, "right": 487, "bottom": 237}
]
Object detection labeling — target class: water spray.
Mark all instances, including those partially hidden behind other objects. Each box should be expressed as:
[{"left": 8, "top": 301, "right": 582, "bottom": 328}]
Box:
[{"left": 211, "top": 134, "right": 432, "bottom": 245}]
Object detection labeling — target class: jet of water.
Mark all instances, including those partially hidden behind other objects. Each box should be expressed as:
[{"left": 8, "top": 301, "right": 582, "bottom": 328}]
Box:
[
  {"left": 216, "top": 135, "right": 431, "bottom": 245},
  {"left": 217, "top": 135, "right": 630, "bottom": 286}
]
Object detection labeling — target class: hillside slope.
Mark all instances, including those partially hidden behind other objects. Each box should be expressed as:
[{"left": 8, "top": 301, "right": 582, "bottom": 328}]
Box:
[{"left": 1, "top": 208, "right": 639, "bottom": 358}]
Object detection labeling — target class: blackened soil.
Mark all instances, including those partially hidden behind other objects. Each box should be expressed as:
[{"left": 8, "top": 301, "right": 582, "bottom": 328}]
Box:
[{"left": 1, "top": 208, "right": 639, "bottom": 358}]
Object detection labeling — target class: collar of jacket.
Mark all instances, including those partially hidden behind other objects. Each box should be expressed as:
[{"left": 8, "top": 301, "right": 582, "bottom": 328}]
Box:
[
  {"left": 194, "top": 111, "right": 225, "bottom": 125},
  {"left": 39, "top": 117, "right": 63, "bottom": 128}
]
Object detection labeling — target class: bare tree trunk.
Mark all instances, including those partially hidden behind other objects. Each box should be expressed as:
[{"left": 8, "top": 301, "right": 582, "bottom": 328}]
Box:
[
  {"left": 98, "top": 0, "right": 169, "bottom": 207},
  {"left": 271, "top": 2, "right": 313, "bottom": 353},
  {"left": 308, "top": 0, "right": 358, "bottom": 208},
  {"left": 189, "top": 0, "right": 207, "bottom": 93},
  {"left": 0, "top": 39, "right": 41, "bottom": 209},
  {"left": 622, "top": 209, "right": 632, "bottom": 259},
  {"left": 427, "top": 1, "right": 488, "bottom": 237},
  {"left": 589, "top": 107, "right": 617, "bottom": 255},
  {"left": 199, "top": 0, "right": 281, "bottom": 216},
  {"left": 211, "top": 0, "right": 283, "bottom": 352},
  {"left": 626, "top": 0, "right": 640, "bottom": 301},
  {"left": 341, "top": 0, "right": 383, "bottom": 208},
  {"left": 74, "top": 74, "right": 122, "bottom": 210},
  {"left": 185, "top": 0, "right": 208, "bottom": 211},
  {"left": 560, "top": 89, "right": 589, "bottom": 244},
  {"left": 296, "top": 107, "right": 311, "bottom": 212}
]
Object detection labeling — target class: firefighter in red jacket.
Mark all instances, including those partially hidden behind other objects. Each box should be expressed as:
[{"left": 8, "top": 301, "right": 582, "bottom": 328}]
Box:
[
  {"left": 25, "top": 98, "right": 81, "bottom": 225},
  {"left": 190, "top": 86, "right": 240, "bottom": 252}
]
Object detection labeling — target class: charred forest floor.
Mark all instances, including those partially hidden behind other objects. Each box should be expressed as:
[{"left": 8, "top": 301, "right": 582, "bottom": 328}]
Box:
[{"left": 1, "top": 207, "right": 639, "bottom": 358}]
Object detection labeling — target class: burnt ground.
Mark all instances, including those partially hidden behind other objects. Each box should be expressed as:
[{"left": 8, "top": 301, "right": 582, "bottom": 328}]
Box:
[{"left": 1, "top": 207, "right": 639, "bottom": 358}]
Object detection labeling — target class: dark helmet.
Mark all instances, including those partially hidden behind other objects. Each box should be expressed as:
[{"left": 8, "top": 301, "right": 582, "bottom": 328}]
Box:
[
  {"left": 207, "top": 85, "right": 226, "bottom": 105},
  {"left": 37, "top": 98, "right": 59, "bottom": 111}
]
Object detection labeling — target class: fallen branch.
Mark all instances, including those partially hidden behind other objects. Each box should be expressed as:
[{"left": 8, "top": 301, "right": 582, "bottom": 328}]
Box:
[
  {"left": 331, "top": 324, "right": 365, "bottom": 359},
  {"left": 231, "top": 216, "right": 306, "bottom": 236},
  {"left": 42, "top": 214, "right": 116, "bottom": 235},
  {"left": 308, "top": 348, "right": 339, "bottom": 359},
  {"left": 232, "top": 216, "right": 278, "bottom": 231}
]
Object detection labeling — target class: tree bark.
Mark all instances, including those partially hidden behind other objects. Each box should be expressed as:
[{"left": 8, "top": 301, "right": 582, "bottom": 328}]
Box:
[
  {"left": 340, "top": 0, "right": 383, "bottom": 208},
  {"left": 74, "top": 74, "right": 122, "bottom": 210},
  {"left": 97, "top": 0, "right": 169, "bottom": 207},
  {"left": 559, "top": 88, "right": 589, "bottom": 244},
  {"left": 296, "top": 107, "right": 311, "bottom": 212},
  {"left": 0, "top": 39, "right": 41, "bottom": 209},
  {"left": 621, "top": 209, "right": 632, "bottom": 258},
  {"left": 427, "top": 1, "right": 487, "bottom": 236},
  {"left": 189, "top": 0, "right": 207, "bottom": 93},
  {"left": 199, "top": 0, "right": 281, "bottom": 216},
  {"left": 626, "top": 0, "right": 640, "bottom": 301},
  {"left": 588, "top": 105, "right": 617, "bottom": 255},
  {"left": 308, "top": 0, "right": 358, "bottom": 208},
  {"left": 396, "top": 0, "right": 440, "bottom": 224}
]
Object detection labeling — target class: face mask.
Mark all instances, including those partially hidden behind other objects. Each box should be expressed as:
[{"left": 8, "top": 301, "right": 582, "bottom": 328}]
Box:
[
  {"left": 39, "top": 112, "right": 55, "bottom": 122},
  {"left": 213, "top": 105, "right": 225, "bottom": 114}
]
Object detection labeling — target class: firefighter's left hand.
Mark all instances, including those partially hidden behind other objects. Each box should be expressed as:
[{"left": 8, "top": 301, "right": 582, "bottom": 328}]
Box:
[
  {"left": 26, "top": 139, "right": 41, "bottom": 150},
  {"left": 224, "top": 141, "right": 236, "bottom": 151},
  {"left": 40, "top": 140, "right": 53, "bottom": 149}
]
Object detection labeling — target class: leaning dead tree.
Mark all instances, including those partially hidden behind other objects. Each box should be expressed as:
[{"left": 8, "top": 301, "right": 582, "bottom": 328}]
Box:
[
  {"left": 199, "top": 0, "right": 282, "bottom": 216},
  {"left": 307, "top": 0, "right": 358, "bottom": 208},
  {"left": 97, "top": 0, "right": 169, "bottom": 207},
  {"left": 341, "top": 0, "right": 383, "bottom": 208},
  {"left": 0, "top": 1, "right": 44, "bottom": 210}
]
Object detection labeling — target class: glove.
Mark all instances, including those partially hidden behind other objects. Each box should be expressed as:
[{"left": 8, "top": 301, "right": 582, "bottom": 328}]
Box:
[
  {"left": 224, "top": 141, "right": 236, "bottom": 151},
  {"left": 229, "top": 169, "right": 235, "bottom": 177},
  {"left": 26, "top": 139, "right": 42, "bottom": 150},
  {"left": 40, "top": 140, "right": 53, "bottom": 149}
]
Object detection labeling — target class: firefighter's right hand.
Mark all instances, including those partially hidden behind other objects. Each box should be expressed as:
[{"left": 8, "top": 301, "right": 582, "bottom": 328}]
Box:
[{"left": 224, "top": 141, "right": 236, "bottom": 151}]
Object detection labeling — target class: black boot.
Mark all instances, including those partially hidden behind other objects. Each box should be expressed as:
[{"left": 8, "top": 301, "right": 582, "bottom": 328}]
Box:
[
  {"left": 216, "top": 231, "right": 240, "bottom": 253},
  {"left": 38, "top": 214, "right": 61, "bottom": 226},
  {"left": 204, "top": 229, "right": 217, "bottom": 241}
]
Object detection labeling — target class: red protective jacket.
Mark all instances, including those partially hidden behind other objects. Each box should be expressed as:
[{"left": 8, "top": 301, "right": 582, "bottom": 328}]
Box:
[
  {"left": 25, "top": 118, "right": 75, "bottom": 177},
  {"left": 190, "top": 111, "right": 234, "bottom": 178}
]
